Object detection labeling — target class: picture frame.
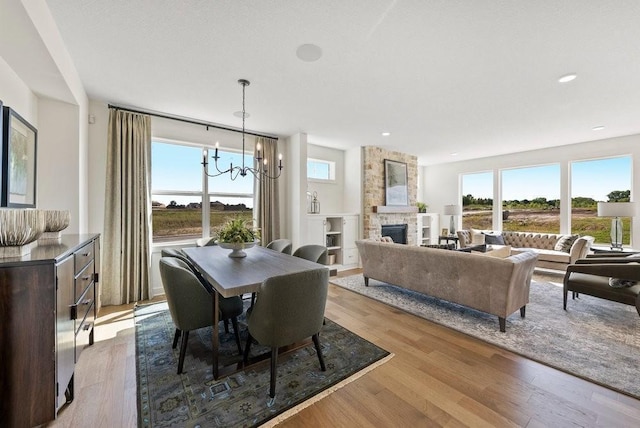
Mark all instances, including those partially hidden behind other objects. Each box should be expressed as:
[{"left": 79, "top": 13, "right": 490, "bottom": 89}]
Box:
[
  {"left": 384, "top": 159, "right": 408, "bottom": 206},
  {"left": 2, "top": 107, "right": 37, "bottom": 208},
  {"left": 441, "top": 228, "right": 449, "bottom": 236}
]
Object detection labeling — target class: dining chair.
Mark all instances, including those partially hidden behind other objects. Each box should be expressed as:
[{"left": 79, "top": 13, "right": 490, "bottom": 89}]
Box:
[
  {"left": 265, "top": 238, "right": 292, "bottom": 255},
  {"left": 196, "top": 237, "right": 217, "bottom": 247},
  {"left": 159, "top": 257, "right": 244, "bottom": 374},
  {"left": 292, "top": 244, "right": 328, "bottom": 265},
  {"left": 243, "top": 267, "right": 329, "bottom": 399}
]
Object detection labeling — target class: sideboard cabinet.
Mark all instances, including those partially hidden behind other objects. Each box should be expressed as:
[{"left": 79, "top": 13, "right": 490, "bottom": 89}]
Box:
[{"left": 0, "top": 234, "right": 100, "bottom": 427}]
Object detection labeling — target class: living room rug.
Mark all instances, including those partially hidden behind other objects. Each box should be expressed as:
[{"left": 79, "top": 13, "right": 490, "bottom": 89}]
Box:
[
  {"left": 330, "top": 272, "right": 640, "bottom": 399},
  {"left": 135, "top": 302, "right": 391, "bottom": 427}
]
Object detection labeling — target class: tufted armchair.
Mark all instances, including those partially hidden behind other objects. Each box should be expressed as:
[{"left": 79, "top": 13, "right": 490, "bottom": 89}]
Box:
[{"left": 243, "top": 268, "right": 329, "bottom": 399}]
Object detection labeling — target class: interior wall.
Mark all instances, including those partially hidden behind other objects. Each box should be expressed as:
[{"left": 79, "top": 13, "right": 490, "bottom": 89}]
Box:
[
  {"left": 307, "top": 143, "right": 345, "bottom": 215},
  {"left": 422, "top": 133, "right": 640, "bottom": 244},
  {"left": 0, "top": 57, "right": 38, "bottom": 124}
]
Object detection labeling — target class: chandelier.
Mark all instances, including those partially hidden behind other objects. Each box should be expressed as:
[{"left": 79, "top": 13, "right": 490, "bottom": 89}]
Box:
[{"left": 203, "top": 79, "right": 283, "bottom": 180}]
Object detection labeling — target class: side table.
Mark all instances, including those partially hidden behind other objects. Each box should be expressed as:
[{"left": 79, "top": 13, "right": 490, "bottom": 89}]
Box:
[{"left": 438, "top": 235, "right": 459, "bottom": 248}]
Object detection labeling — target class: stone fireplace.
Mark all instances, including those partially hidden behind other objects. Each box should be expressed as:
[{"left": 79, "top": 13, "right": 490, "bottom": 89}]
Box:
[
  {"left": 381, "top": 224, "right": 408, "bottom": 244},
  {"left": 362, "top": 146, "right": 418, "bottom": 245}
]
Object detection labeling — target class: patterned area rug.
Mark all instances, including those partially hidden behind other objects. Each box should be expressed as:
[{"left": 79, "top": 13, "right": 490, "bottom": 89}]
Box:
[
  {"left": 331, "top": 272, "right": 640, "bottom": 399},
  {"left": 135, "top": 302, "right": 391, "bottom": 427}
]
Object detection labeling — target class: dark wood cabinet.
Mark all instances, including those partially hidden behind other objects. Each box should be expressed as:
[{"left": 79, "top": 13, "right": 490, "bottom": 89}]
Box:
[{"left": 0, "top": 234, "right": 100, "bottom": 428}]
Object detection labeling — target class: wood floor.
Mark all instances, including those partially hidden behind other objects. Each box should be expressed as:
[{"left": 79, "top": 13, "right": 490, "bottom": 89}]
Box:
[{"left": 47, "top": 269, "right": 640, "bottom": 427}]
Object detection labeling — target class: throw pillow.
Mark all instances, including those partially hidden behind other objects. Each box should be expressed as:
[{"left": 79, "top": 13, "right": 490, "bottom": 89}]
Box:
[
  {"left": 472, "top": 245, "right": 511, "bottom": 258},
  {"left": 483, "top": 233, "right": 505, "bottom": 245},
  {"left": 609, "top": 277, "right": 638, "bottom": 288},
  {"left": 470, "top": 229, "right": 485, "bottom": 245},
  {"left": 554, "top": 235, "right": 578, "bottom": 253}
]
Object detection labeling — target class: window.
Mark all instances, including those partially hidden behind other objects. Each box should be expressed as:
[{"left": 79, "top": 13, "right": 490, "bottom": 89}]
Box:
[
  {"left": 501, "top": 164, "right": 560, "bottom": 233},
  {"left": 151, "top": 140, "right": 254, "bottom": 243},
  {"left": 461, "top": 171, "right": 493, "bottom": 230},
  {"left": 307, "top": 158, "right": 335, "bottom": 181},
  {"left": 571, "top": 156, "right": 632, "bottom": 244}
]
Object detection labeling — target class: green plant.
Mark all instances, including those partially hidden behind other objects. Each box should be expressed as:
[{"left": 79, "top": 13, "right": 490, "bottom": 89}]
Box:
[
  {"left": 216, "top": 218, "right": 260, "bottom": 243},
  {"left": 416, "top": 202, "right": 428, "bottom": 213}
]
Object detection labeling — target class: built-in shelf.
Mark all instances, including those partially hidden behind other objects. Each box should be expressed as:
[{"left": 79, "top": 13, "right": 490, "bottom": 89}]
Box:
[{"left": 373, "top": 205, "right": 418, "bottom": 214}]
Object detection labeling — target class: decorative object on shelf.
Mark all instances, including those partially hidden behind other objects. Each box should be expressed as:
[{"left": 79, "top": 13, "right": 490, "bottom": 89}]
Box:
[
  {"left": 0, "top": 209, "right": 46, "bottom": 257},
  {"left": 202, "top": 79, "right": 283, "bottom": 181},
  {"left": 310, "top": 191, "right": 320, "bottom": 213},
  {"left": 39, "top": 209, "right": 71, "bottom": 242},
  {"left": 2, "top": 107, "right": 37, "bottom": 208},
  {"left": 441, "top": 228, "right": 449, "bottom": 236},
  {"left": 597, "top": 201, "right": 636, "bottom": 250},
  {"left": 384, "top": 159, "right": 408, "bottom": 206},
  {"left": 416, "top": 202, "right": 427, "bottom": 213},
  {"left": 325, "top": 220, "right": 331, "bottom": 232},
  {"left": 215, "top": 217, "right": 260, "bottom": 257},
  {"left": 306, "top": 190, "right": 313, "bottom": 213},
  {"left": 443, "top": 204, "right": 462, "bottom": 235}
]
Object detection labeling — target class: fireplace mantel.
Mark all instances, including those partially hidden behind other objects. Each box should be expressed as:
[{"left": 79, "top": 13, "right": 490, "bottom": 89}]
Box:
[{"left": 373, "top": 205, "right": 418, "bottom": 214}]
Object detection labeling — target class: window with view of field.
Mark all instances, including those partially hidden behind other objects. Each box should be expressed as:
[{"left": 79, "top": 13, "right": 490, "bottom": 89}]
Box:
[
  {"left": 501, "top": 164, "right": 561, "bottom": 234},
  {"left": 462, "top": 171, "right": 493, "bottom": 230},
  {"left": 151, "top": 140, "right": 254, "bottom": 242},
  {"left": 570, "top": 156, "right": 632, "bottom": 245}
]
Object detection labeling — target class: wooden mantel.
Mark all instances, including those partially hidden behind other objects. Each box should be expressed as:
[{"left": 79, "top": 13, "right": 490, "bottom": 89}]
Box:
[{"left": 372, "top": 205, "right": 418, "bottom": 214}]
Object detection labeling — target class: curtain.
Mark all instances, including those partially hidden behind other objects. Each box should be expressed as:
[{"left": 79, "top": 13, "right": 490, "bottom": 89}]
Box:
[
  {"left": 255, "top": 137, "right": 280, "bottom": 245},
  {"left": 102, "top": 109, "right": 152, "bottom": 305}
]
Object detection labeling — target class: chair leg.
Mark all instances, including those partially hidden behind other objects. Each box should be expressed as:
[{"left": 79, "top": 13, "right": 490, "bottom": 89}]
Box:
[
  {"left": 519, "top": 306, "right": 526, "bottom": 318},
  {"left": 231, "top": 317, "right": 243, "bottom": 355},
  {"left": 243, "top": 332, "right": 253, "bottom": 363},
  {"left": 312, "top": 333, "right": 326, "bottom": 371},
  {"left": 269, "top": 347, "right": 278, "bottom": 398},
  {"left": 563, "top": 289, "right": 568, "bottom": 310},
  {"left": 251, "top": 292, "right": 256, "bottom": 307},
  {"left": 177, "top": 330, "right": 190, "bottom": 374},
  {"left": 172, "top": 328, "right": 181, "bottom": 349},
  {"left": 224, "top": 319, "right": 230, "bottom": 333},
  {"left": 498, "top": 317, "right": 506, "bottom": 332}
]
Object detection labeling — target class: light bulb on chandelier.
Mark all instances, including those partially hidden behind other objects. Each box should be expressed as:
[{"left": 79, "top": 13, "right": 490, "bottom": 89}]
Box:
[{"left": 202, "top": 79, "right": 283, "bottom": 180}]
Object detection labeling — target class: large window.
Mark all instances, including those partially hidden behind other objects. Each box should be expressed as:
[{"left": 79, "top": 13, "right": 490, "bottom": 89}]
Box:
[
  {"left": 461, "top": 171, "right": 493, "bottom": 230},
  {"left": 571, "top": 156, "right": 632, "bottom": 244},
  {"left": 501, "top": 165, "right": 561, "bottom": 233},
  {"left": 151, "top": 140, "right": 253, "bottom": 242}
]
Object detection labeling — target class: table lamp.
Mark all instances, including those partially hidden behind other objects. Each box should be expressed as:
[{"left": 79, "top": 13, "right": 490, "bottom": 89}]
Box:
[
  {"left": 597, "top": 202, "right": 636, "bottom": 250},
  {"left": 444, "top": 204, "right": 462, "bottom": 235}
]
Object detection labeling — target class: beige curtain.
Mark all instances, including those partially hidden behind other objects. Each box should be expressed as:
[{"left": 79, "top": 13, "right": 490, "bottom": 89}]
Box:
[
  {"left": 102, "top": 109, "right": 152, "bottom": 305},
  {"left": 255, "top": 137, "right": 280, "bottom": 245}
]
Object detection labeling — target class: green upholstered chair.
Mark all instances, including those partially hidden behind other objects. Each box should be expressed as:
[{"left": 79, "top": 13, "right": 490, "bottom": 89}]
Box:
[
  {"left": 292, "top": 244, "right": 328, "bottom": 265},
  {"left": 159, "top": 257, "right": 244, "bottom": 374},
  {"left": 243, "top": 268, "right": 329, "bottom": 399},
  {"left": 265, "top": 239, "right": 292, "bottom": 255}
]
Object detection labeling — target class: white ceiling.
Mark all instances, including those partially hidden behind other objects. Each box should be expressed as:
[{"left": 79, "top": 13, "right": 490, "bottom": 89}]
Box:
[{"left": 45, "top": 0, "right": 640, "bottom": 165}]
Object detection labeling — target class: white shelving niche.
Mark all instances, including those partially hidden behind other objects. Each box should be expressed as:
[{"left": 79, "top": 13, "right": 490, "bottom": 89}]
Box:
[{"left": 307, "top": 214, "right": 359, "bottom": 270}]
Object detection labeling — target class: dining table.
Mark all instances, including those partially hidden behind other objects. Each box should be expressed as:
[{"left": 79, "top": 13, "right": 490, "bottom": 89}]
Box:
[{"left": 182, "top": 244, "right": 328, "bottom": 379}]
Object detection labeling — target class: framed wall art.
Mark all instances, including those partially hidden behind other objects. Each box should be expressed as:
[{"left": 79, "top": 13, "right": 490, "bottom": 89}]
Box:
[
  {"left": 384, "top": 159, "right": 408, "bottom": 206},
  {"left": 2, "top": 107, "right": 37, "bottom": 208}
]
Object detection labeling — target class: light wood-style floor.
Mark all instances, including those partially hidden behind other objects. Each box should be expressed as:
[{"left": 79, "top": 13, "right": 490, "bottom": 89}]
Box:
[{"left": 47, "top": 269, "right": 640, "bottom": 427}]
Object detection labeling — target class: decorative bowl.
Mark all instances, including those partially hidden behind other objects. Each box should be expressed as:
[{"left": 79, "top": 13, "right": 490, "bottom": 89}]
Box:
[
  {"left": 217, "top": 241, "right": 258, "bottom": 258},
  {"left": 0, "top": 209, "right": 46, "bottom": 256},
  {"left": 40, "top": 209, "right": 71, "bottom": 241}
]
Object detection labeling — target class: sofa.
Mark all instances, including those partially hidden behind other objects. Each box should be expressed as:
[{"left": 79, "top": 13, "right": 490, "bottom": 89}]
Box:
[
  {"left": 457, "top": 230, "right": 594, "bottom": 271},
  {"left": 355, "top": 239, "right": 539, "bottom": 332}
]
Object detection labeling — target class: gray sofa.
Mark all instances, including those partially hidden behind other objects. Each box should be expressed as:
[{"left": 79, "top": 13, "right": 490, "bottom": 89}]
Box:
[
  {"left": 457, "top": 230, "right": 594, "bottom": 271},
  {"left": 355, "top": 240, "right": 538, "bottom": 332}
]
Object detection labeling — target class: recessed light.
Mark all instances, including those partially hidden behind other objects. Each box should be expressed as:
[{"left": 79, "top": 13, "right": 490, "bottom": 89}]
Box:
[
  {"left": 381, "top": 132, "right": 391, "bottom": 136},
  {"left": 558, "top": 73, "right": 577, "bottom": 83},
  {"left": 296, "top": 44, "right": 323, "bottom": 62},
  {"left": 592, "top": 125, "right": 605, "bottom": 131}
]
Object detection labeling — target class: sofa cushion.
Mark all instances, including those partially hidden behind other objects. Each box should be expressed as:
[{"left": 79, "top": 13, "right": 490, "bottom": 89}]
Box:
[
  {"left": 473, "top": 245, "right": 511, "bottom": 258},
  {"left": 470, "top": 228, "right": 486, "bottom": 245},
  {"left": 554, "top": 234, "right": 578, "bottom": 253},
  {"left": 484, "top": 233, "right": 505, "bottom": 245},
  {"left": 529, "top": 248, "right": 570, "bottom": 263}
]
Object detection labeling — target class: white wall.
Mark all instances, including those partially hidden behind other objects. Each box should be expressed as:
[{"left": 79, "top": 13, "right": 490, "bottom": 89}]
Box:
[
  {"left": 307, "top": 143, "right": 345, "bottom": 214},
  {"left": 422, "top": 134, "right": 640, "bottom": 244},
  {"left": 0, "top": 57, "right": 38, "bottom": 124}
]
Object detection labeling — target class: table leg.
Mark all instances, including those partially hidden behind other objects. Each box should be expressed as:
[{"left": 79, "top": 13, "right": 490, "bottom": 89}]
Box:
[{"left": 212, "top": 291, "right": 220, "bottom": 379}]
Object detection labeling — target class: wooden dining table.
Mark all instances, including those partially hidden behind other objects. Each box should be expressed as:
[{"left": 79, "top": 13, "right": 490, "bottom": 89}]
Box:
[{"left": 182, "top": 244, "right": 327, "bottom": 379}]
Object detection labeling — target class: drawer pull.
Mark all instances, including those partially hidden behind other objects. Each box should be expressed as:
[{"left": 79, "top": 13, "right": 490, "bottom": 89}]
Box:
[
  {"left": 82, "top": 323, "right": 92, "bottom": 331},
  {"left": 82, "top": 276, "right": 91, "bottom": 281},
  {"left": 81, "top": 299, "right": 93, "bottom": 306},
  {"left": 80, "top": 252, "right": 91, "bottom": 257},
  {"left": 70, "top": 304, "right": 78, "bottom": 320}
]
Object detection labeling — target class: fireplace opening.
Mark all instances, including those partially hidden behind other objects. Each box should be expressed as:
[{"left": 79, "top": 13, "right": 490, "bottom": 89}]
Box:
[{"left": 381, "top": 224, "right": 408, "bottom": 244}]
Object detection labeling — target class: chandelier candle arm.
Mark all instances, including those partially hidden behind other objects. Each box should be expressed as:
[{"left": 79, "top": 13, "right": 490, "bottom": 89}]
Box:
[{"left": 202, "top": 79, "right": 283, "bottom": 181}]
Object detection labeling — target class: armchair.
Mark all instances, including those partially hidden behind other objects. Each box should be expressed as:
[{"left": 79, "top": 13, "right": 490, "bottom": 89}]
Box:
[
  {"left": 243, "top": 268, "right": 329, "bottom": 399},
  {"left": 563, "top": 257, "right": 640, "bottom": 316},
  {"left": 266, "top": 238, "right": 292, "bottom": 255},
  {"left": 292, "top": 244, "right": 328, "bottom": 265}
]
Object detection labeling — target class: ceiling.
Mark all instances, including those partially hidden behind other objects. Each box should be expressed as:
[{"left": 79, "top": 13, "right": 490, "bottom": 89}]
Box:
[{"left": 44, "top": 0, "right": 640, "bottom": 165}]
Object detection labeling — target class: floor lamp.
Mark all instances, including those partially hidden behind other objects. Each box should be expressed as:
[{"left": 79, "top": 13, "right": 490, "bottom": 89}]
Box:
[
  {"left": 597, "top": 202, "right": 636, "bottom": 250},
  {"left": 444, "top": 204, "right": 462, "bottom": 235}
]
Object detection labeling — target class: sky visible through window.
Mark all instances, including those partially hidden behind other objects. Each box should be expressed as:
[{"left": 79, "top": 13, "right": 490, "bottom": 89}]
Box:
[{"left": 462, "top": 157, "right": 631, "bottom": 201}]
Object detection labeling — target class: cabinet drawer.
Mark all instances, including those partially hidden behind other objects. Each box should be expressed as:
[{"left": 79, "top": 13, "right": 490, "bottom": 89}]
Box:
[
  {"left": 74, "top": 241, "right": 94, "bottom": 275},
  {"left": 75, "top": 302, "right": 95, "bottom": 362},
  {"left": 343, "top": 248, "right": 359, "bottom": 265},
  {"left": 75, "top": 260, "right": 94, "bottom": 301},
  {"left": 74, "top": 284, "right": 95, "bottom": 333}
]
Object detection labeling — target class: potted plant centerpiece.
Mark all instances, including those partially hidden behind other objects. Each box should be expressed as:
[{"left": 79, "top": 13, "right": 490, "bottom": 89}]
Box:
[{"left": 215, "top": 218, "right": 261, "bottom": 258}]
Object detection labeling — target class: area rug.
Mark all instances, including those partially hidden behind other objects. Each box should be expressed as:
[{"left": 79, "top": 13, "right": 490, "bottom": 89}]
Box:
[
  {"left": 330, "top": 273, "right": 640, "bottom": 399},
  {"left": 135, "top": 302, "right": 391, "bottom": 427}
]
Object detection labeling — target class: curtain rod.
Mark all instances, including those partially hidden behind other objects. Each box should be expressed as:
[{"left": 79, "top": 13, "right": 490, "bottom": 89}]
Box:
[{"left": 107, "top": 104, "right": 278, "bottom": 139}]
